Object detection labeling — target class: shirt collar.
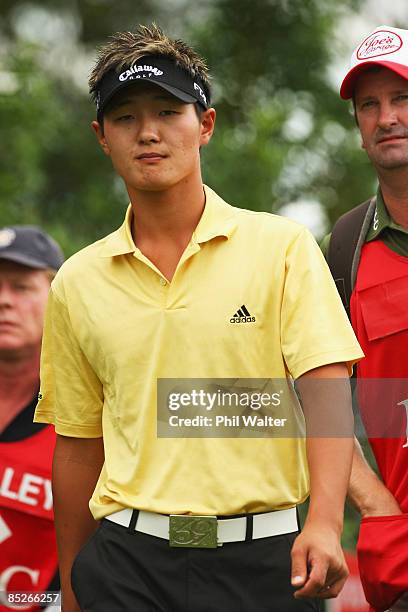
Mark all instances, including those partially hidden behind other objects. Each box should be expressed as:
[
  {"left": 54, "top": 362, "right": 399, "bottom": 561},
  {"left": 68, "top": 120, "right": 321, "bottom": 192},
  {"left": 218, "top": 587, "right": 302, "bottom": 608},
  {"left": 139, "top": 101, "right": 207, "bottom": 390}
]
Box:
[
  {"left": 100, "top": 185, "right": 237, "bottom": 257},
  {"left": 193, "top": 185, "right": 237, "bottom": 244},
  {"left": 367, "top": 187, "right": 408, "bottom": 241},
  {"left": 99, "top": 205, "right": 136, "bottom": 257}
]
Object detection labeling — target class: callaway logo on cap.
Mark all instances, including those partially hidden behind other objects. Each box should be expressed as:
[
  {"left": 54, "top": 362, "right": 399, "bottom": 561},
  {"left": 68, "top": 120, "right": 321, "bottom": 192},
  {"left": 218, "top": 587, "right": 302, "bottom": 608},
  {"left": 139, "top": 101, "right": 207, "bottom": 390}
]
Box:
[
  {"left": 340, "top": 25, "right": 408, "bottom": 99},
  {"left": 95, "top": 55, "right": 210, "bottom": 120}
]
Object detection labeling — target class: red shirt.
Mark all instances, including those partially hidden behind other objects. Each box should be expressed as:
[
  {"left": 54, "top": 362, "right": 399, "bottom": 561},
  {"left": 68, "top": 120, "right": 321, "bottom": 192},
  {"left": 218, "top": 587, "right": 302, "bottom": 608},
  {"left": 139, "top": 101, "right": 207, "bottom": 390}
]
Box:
[
  {"left": 351, "top": 240, "right": 408, "bottom": 511},
  {"left": 0, "top": 400, "right": 58, "bottom": 611}
]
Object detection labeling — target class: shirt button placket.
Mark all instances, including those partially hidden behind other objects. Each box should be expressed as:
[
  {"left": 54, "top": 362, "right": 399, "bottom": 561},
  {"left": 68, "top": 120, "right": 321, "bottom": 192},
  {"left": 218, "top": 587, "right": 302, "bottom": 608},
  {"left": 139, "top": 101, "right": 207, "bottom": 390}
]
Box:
[{"left": 159, "top": 276, "right": 169, "bottom": 307}]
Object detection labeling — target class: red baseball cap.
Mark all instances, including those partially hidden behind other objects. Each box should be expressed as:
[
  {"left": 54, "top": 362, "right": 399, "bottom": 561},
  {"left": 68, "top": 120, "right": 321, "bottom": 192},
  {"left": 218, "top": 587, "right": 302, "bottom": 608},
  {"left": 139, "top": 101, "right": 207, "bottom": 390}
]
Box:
[{"left": 340, "top": 25, "right": 408, "bottom": 99}]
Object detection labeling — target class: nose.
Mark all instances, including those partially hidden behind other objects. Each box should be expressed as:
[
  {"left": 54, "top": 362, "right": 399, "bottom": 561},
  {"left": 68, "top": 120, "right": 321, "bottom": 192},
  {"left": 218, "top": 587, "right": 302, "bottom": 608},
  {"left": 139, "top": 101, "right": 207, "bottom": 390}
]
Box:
[
  {"left": 0, "top": 284, "right": 14, "bottom": 309},
  {"left": 377, "top": 100, "right": 398, "bottom": 130},
  {"left": 137, "top": 116, "right": 160, "bottom": 145}
]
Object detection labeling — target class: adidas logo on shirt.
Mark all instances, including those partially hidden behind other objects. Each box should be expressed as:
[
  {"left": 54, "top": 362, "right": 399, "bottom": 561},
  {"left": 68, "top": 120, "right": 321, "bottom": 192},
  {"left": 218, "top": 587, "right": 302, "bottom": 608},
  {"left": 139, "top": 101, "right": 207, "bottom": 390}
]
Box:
[{"left": 230, "top": 305, "right": 256, "bottom": 323}]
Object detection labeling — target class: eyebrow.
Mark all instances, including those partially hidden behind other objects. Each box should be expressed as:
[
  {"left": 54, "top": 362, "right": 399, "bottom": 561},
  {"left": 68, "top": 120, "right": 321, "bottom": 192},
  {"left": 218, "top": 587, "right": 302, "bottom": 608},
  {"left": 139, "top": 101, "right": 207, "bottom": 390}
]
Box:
[
  {"left": 357, "top": 88, "right": 408, "bottom": 101},
  {"left": 355, "top": 94, "right": 377, "bottom": 103}
]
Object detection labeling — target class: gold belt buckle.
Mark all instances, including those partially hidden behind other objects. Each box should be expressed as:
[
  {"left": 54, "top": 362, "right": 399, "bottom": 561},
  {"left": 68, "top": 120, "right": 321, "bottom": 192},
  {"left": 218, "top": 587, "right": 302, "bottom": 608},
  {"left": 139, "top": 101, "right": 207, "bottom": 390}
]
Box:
[{"left": 169, "top": 515, "right": 218, "bottom": 548}]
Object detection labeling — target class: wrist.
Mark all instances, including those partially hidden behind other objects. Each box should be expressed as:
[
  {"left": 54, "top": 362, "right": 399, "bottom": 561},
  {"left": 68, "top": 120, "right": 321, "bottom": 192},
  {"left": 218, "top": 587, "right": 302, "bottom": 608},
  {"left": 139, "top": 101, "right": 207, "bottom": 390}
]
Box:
[{"left": 304, "top": 511, "right": 343, "bottom": 537}]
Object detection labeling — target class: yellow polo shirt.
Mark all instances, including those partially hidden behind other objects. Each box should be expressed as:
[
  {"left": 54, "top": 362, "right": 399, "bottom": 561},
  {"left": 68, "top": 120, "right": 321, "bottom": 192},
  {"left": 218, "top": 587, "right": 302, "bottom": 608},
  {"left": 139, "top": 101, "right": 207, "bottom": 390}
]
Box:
[{"left": 35, "top": 186, "right": 363, "bottom": 520}]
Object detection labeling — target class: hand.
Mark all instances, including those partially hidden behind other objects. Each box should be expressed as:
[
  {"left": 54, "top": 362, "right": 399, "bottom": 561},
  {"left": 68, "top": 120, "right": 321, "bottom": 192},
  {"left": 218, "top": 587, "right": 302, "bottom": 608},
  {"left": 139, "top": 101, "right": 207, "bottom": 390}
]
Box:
[{"left": 290, "top": 523, "right": 348, "bottom": 599}]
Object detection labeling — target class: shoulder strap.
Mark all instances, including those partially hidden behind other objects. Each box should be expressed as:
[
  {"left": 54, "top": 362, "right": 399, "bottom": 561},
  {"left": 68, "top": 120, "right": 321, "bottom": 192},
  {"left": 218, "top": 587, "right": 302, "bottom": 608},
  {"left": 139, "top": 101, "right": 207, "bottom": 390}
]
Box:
[{"left": 327, "top": 197, "right": 376, "bottom": 314}]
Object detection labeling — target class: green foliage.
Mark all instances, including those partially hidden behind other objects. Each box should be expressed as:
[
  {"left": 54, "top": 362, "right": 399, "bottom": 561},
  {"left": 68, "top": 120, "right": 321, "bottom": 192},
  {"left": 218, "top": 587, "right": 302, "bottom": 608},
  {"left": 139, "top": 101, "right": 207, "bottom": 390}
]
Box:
[
  {"left": 0, "top": 41, "right": 125, "bottom": 256},
  {"left": 193, "top": 0, "right": 367, "bottom": 216}
]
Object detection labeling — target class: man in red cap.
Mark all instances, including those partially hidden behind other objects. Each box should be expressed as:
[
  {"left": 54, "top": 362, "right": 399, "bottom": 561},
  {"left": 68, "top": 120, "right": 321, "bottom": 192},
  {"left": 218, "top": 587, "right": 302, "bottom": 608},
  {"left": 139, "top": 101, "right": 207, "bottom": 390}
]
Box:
[
  {"left": 323, "top": 25, "right": 408, "bottom": 612},
  {"left": 0, "top": 226, "right": 64, "bottom": 611}
]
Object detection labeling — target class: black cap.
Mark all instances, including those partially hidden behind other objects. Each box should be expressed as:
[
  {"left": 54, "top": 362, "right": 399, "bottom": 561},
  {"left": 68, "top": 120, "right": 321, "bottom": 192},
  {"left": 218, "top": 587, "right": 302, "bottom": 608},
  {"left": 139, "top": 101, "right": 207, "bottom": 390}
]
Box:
[
  {"left": 95, "top": 55, "right": 210, "bottom": 120},
  {"left": 0, "top": 226, "right": 64, "bottom": 270}
]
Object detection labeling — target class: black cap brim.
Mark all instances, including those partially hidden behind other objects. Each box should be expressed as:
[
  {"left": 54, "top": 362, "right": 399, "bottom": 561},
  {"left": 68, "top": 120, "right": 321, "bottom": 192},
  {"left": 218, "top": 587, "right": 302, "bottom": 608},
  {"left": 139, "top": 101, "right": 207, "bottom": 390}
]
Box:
[
  {"left": 100, "top": 79, "right": 197, "bottom": 120},
  {"left": 0, "top": 252, "right": 51, "bottom": 269}
]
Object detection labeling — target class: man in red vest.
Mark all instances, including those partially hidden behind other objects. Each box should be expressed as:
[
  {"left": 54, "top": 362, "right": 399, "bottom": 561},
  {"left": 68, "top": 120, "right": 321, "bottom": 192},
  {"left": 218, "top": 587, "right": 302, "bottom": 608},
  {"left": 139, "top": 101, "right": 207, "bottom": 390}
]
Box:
[
  {"left": 0, "top": 226, "right": 64, "bottom": 610},
  {"left": 323, "top": 25, "right": 408, "bottom": 612}
]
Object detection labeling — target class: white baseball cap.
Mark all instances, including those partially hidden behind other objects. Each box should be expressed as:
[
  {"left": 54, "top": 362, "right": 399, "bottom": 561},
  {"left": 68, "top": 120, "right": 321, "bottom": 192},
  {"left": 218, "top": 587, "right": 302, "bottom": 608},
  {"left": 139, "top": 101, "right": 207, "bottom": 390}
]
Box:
[{"left": 340, "top": 25, "right": 408, "bottom": 99}]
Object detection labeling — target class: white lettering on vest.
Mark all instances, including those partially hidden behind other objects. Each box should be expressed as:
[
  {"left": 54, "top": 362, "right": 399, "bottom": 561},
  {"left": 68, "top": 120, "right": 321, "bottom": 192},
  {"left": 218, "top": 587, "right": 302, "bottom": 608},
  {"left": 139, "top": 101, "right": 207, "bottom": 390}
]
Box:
[
  {"left": 0, "top": 514, "right": 12, "bottom": 544},
  {"left": 0, "top": 566, "right": 39, "bottom": 610},
  {"left": 19, "top": 474, "right": 43, "bottom": 506},
  {"left": 0, "top": 467, "right": 52, "bottom": 510},
  {"left": 0, "top": 467, "right": 18, "bottom": 500}
]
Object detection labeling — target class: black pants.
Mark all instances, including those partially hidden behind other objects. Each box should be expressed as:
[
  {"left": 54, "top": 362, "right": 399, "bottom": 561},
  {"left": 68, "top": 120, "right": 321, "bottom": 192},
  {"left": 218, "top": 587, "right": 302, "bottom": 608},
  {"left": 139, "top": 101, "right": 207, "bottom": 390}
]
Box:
[{"left": 71, "top": 519, "right": 320, "bottom": 611}]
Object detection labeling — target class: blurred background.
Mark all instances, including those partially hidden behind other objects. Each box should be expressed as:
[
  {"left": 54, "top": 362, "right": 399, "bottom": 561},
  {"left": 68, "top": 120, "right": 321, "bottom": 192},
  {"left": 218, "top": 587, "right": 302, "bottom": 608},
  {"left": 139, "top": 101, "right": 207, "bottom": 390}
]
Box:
[
  {"left": 1, "top": 2, "right": 405, "bottom": 608},
  {"left": 1, "top": 0, "right": 406, "bottom": 253}
]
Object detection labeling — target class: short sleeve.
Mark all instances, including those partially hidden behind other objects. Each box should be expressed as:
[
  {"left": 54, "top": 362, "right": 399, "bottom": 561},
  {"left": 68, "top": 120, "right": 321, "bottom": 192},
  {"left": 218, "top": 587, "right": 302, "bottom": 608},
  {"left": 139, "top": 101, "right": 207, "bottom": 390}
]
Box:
[
  {"left": 281, "top": 228, "right": 364, "bottom": 379},
  {"left": 34, "top": 287, "right": 103, "bottom": 437}
]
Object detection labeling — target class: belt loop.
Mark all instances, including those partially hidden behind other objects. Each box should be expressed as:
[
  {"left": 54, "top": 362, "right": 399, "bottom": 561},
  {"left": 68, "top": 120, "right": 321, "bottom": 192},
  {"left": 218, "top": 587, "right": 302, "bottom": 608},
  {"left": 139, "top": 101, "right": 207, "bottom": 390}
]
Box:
[
  {"left": 127, "top": 509, "right": 139, "bottom": 534},
  {"left": 245, "top": 514, "right": 253, "bottom": 541}
]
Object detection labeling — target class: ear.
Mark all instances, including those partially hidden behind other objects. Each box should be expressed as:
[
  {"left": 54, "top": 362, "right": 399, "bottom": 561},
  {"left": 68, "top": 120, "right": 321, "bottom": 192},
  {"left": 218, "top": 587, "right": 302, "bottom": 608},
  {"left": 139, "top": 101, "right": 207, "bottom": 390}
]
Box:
[
  {"left": 91, "top": 120, "right": 111, "bottom": 156},
  {"left": 199, "top": 108, "right": 216, "bottom": 147}
]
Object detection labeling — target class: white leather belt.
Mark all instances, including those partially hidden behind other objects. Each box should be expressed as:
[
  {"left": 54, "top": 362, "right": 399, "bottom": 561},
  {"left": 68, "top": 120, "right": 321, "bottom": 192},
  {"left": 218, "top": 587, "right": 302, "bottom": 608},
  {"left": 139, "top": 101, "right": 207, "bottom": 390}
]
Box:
[{"left": 104, "top": 507, "right": 298, "bottom": 544}]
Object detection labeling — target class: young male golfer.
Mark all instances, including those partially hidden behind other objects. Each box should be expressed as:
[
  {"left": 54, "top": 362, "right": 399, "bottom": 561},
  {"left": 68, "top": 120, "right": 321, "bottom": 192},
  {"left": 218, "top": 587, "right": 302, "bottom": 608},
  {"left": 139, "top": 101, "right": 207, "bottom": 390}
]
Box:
[{"left": 35, "top": 24, "right": 363, "bottom": 611}]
